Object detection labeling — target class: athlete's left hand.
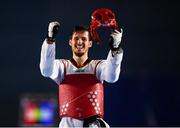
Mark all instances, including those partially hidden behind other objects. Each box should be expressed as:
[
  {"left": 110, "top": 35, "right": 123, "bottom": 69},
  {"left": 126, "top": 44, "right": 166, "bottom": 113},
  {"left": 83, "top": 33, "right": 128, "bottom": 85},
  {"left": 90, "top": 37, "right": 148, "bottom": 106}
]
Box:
[{"left": 109, "top": 29, "right": 123, "bottom": 50}]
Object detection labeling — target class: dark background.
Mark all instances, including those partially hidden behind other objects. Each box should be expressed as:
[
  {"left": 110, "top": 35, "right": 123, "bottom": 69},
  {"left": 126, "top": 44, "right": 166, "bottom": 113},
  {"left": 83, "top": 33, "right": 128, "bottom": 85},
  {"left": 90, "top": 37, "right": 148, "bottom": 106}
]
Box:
[{"left": 0, "top": 0, "right": 179, "bottom": 126}]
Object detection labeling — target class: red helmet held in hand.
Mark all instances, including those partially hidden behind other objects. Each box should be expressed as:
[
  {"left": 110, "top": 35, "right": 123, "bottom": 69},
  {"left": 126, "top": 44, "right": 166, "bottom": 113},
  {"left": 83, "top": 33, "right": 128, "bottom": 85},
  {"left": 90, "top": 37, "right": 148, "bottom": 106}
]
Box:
[{"left": 90, "top": 8, "right": 119, "bottom": 44}]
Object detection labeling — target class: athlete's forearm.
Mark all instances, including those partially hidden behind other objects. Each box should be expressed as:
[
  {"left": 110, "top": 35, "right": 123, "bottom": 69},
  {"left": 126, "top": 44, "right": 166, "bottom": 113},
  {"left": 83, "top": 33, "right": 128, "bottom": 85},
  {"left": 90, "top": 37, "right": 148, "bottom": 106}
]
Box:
[
  {"left": 40, "top": 39, "right": 56, "bottom": 77},
  {"left": 103, "top": 48, "right": 123, "bottom": 83}
]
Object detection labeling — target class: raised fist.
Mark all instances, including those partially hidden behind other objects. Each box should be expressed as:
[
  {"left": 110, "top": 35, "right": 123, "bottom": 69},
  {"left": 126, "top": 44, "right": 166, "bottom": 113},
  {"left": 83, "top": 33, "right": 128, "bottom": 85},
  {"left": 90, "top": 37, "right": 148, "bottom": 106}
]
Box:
[{"left": 47, "top": 21, "right": 60, "bottom": 40}]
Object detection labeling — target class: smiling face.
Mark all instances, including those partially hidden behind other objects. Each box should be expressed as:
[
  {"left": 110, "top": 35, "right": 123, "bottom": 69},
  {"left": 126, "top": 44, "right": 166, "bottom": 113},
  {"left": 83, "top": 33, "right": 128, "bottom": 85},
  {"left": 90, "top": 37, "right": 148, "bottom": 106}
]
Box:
[{"left": 69, "top": 30, "right": 92, "bottom": 57}]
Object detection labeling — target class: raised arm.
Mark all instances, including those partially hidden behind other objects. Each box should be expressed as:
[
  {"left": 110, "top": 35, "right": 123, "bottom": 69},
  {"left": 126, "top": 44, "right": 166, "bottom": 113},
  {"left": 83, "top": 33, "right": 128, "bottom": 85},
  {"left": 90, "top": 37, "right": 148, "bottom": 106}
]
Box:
[
  {"left": 39, "top": 21, "right": 64, "bottom": 84},
  {"left": 96, "top": 29, "right": 123, "bottom": 83}
]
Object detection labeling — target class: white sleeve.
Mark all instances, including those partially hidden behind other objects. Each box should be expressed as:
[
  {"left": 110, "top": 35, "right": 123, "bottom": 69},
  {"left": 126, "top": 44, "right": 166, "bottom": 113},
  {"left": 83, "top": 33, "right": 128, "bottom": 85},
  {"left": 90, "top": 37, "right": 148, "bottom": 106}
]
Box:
[
  {"left": 39, "top": 39, "right": 64, "bottom": 84},
  {"left": 96, "top": 48, "right": 123, "bottom": 83}
]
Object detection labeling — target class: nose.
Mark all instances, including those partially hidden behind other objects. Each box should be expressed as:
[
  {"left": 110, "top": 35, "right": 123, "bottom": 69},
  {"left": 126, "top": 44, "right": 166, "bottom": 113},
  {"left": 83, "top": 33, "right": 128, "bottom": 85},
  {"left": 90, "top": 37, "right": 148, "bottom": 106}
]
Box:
[{"left": 77, "top": 38, "right": 83, "bottom": 44}]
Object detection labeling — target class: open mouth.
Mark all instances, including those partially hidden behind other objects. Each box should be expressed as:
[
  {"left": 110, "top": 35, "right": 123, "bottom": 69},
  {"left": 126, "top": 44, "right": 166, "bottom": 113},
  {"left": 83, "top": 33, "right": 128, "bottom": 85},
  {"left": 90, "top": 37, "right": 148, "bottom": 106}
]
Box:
[{"left": 76, "top": 45, "right": 84, "bottom": 50}]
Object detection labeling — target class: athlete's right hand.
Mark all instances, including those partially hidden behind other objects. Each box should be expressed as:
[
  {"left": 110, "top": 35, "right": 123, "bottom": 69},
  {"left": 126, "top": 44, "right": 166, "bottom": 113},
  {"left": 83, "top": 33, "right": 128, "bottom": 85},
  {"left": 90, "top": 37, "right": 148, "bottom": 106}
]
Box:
[{"left": 47, "top": 21, "right": 60, "bottom": 42}]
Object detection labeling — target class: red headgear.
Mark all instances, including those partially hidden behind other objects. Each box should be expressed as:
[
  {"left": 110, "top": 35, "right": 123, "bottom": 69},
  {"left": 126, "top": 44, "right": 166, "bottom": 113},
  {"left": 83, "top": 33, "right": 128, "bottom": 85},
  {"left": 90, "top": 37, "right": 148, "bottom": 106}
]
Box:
[{"left": 90, "top": 8, "right": 119, "bottom": 44}]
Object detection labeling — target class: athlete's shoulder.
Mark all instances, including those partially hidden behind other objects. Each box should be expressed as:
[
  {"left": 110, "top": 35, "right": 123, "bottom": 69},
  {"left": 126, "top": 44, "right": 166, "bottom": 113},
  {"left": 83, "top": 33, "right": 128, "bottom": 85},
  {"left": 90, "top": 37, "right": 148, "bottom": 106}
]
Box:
[{"left": 91, "top": 59, "right": 105, "bottom": 65}]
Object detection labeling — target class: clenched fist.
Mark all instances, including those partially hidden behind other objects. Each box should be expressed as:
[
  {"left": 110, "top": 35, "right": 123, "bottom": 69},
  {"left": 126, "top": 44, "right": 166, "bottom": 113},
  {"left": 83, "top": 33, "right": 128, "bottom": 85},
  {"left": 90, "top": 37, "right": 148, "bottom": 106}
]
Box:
[{"left": 47, "top": 21, "right": 60, "bottom": 42}]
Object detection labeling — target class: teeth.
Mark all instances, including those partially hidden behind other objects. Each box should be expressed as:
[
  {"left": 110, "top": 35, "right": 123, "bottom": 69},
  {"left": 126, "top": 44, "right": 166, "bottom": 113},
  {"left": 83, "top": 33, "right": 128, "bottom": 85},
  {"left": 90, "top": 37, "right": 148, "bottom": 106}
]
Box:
[{"left": 76, "top": 45, "right": 83, "bottom": 49}]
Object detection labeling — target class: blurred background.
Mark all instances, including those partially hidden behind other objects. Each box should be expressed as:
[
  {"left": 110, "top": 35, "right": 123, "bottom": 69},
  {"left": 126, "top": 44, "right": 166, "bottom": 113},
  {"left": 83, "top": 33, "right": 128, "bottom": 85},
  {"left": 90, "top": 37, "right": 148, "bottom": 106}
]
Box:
[{"left": 0, "top": 0, "right": 179, "bottom": 126}]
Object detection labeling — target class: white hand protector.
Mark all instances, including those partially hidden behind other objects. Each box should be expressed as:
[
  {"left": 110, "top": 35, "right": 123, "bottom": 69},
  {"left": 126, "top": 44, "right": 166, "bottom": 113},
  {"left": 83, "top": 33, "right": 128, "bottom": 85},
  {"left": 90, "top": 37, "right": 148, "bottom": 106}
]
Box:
[
  {"left": 48, "top": 21, "right": 60, "bottom": 39},
  {"left": 110, "top": 29, "right": 123, "bottom": 49}
]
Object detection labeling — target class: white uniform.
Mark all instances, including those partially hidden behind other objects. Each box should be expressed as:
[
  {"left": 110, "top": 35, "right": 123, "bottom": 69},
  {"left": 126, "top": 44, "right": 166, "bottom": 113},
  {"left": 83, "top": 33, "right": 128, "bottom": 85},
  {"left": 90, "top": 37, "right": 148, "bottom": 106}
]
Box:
[{"left": 40, "top": 39, "right": 123, "bottom": 127}]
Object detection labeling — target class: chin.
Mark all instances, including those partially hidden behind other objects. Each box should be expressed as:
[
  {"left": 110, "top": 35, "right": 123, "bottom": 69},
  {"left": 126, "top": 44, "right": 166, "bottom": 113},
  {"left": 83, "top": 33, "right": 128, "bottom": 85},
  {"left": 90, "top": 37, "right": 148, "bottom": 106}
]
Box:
[{"left": 75, "top": 52, "right": 85, "bottom": 57}]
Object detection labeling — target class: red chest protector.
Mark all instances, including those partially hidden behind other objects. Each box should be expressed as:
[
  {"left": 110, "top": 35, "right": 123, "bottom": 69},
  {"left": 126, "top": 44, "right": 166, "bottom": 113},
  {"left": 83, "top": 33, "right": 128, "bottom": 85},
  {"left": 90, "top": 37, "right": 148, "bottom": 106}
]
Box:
[{"left": 59, "top": 60, "right": 104, "bottom": 119}]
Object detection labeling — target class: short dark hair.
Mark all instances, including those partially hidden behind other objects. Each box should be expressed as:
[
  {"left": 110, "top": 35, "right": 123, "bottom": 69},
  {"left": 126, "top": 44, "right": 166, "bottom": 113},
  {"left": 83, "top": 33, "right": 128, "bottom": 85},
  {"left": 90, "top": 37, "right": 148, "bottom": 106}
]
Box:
[{"left": 69, "top": 25, "right": 92, "bottom": 41}]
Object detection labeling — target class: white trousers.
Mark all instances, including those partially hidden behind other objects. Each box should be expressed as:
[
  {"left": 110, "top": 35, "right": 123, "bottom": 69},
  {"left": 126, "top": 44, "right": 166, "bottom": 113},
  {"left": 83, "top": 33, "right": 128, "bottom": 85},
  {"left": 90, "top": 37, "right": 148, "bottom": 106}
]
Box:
[{"left": 59, "top": 117, "right": 110, "bottom": 128}]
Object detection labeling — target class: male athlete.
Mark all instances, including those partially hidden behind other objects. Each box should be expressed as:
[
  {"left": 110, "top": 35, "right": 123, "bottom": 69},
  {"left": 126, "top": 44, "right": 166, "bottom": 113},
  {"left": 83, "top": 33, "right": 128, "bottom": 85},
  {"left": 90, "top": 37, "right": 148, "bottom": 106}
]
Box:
[{"left": 40, "top": 21, "right": 123, "bottom": 127}]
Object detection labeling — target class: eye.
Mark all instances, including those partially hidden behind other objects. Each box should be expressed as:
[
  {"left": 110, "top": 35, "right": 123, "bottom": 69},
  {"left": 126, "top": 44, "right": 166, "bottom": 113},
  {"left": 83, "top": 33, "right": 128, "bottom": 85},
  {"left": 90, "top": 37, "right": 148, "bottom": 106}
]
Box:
[
  {"left": 82, "top": 37, "right": 87, "bottom": 41},
  {"left": 74, "top": 37, "right": 79, "bottom": 41}
]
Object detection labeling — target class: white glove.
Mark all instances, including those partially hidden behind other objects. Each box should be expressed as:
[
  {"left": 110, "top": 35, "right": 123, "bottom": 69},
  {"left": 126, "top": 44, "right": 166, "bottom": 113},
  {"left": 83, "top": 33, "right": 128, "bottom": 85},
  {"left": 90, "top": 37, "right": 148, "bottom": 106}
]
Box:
[
  {"left": 110, "top": 29, "right": 123, "bottom": 49},
  {"left": 48, "top": 21, "right": 60, "bottom": 39}
]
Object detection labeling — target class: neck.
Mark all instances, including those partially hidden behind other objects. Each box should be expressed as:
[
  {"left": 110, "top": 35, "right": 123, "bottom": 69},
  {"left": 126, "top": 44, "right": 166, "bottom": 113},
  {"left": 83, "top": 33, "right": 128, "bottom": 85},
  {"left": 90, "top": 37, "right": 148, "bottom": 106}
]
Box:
[{"left": 73, "top": 53, "right": 88, "bottom": 67}]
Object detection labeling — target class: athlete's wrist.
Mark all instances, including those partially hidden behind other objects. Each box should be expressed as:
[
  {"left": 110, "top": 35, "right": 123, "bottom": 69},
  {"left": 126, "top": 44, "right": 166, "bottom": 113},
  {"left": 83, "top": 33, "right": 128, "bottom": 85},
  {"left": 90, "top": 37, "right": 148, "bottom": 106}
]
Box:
[
  {"left": 111, "top": 48, "right": 121, "bottom": 57},
  {"left": 46, "top": 37, "right": 55, "bottom": 44}
]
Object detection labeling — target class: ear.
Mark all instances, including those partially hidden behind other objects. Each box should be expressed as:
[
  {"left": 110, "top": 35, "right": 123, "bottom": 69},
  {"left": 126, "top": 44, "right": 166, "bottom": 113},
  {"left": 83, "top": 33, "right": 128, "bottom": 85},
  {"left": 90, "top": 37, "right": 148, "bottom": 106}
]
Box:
[
  {"left": 89, "top": 41, "right": 92, "bottom": 48},
  {"left": 69, "top": 40, "right": 72, "bottom": 46}
]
